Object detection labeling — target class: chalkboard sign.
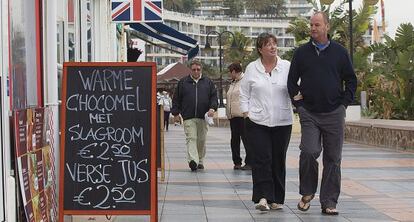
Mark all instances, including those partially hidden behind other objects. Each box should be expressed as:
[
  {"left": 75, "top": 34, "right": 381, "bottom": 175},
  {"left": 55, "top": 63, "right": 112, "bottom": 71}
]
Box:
[{"left": 59, "top": 62, "right": 157, "bottom": 221}]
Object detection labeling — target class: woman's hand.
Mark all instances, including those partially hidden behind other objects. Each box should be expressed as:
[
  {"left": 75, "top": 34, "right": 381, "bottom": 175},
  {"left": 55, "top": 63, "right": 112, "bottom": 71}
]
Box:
[
  {"left": 207, "top": 109, "right": 215, "bottom": 117},
  {"left": 173, "top": 115, "right": 181, "bottom": 123}
]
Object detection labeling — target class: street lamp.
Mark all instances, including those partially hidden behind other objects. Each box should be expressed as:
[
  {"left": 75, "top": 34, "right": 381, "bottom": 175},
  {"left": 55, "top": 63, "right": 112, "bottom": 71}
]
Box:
[
  {"left": 349, "top": 0, "right": 354, "bottom": 63},
  {"left": 204, "top": 30, "right": 237, "bottom": 107}
]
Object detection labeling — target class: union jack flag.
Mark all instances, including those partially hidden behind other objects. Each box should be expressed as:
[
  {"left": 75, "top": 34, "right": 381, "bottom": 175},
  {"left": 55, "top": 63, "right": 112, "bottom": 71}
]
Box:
[{"left": 111, "top": 0, "right": 163, "bottom": 23}]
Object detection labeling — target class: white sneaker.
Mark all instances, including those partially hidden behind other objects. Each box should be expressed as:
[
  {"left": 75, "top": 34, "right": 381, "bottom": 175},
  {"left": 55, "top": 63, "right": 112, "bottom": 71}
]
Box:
[
  {"left": 255, "top": 198, "right": 270, "bottom": 211},
  {"left": 270, "top": 203, "right": 283, "bottom": 210}
]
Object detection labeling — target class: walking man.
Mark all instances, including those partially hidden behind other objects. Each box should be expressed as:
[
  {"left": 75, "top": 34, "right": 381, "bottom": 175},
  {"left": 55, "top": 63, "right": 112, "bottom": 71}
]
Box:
[
  {"left": 171, "top": 60, "right": 218, "bottom": 171},
  {"left": 287, "top": 11, "right": 357, "bottom": 215}
]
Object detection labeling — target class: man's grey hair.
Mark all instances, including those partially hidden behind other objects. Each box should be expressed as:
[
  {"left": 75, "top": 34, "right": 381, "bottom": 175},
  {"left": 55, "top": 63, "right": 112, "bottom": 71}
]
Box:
[
  {"left": 190, "top": 59, "right": 202, "bottom": 67},
  {"left": 313, "top": 11, "right": 329, "bottom": 24}
]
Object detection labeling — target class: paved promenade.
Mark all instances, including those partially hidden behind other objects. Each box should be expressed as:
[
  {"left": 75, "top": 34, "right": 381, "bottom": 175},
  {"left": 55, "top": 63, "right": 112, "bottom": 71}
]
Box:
[{"left": 158, "top": 125, "right": 414, "bottom": 222}]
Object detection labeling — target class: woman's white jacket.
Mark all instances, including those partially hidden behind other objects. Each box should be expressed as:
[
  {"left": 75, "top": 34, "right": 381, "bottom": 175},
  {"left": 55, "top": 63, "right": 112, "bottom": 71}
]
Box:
[{"left": 240, "top": 58, "right": 293, "bottom": 127}]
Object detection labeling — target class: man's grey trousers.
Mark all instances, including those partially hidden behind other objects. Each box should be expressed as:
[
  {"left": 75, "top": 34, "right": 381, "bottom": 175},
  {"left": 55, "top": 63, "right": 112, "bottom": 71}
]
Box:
[{"left": 297, "top": 105, "right": 345, "bottom": 209}]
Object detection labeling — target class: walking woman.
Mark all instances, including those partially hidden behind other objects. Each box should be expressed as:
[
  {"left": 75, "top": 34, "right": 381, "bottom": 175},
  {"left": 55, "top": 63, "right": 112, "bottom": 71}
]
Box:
[
  {"left": 240, "top": 33, "right": 293, "bottom": 211},
  {"left": 226, "top": 62, "right": 251, "bottom": 170},
  {"left": 160, "top": 91, "right": 172, "bottom": 131}
]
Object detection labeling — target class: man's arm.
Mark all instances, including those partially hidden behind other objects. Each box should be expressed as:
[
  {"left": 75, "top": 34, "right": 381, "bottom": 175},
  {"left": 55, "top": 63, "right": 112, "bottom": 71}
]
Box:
[
  {"left": 171, "top": 80, "right": 182, "bottom": 116},
  {"left": 209, "top": 79, "right": 218, "bottom": 111},
  {"left": 287, "top": 50, "right": 303, "bottom": 108},
  {"left": 239, "top": 67, "right": 251, "bottom": 118},
  {"left": 341, "top": 53, "right": 357, "bottom": 107}
]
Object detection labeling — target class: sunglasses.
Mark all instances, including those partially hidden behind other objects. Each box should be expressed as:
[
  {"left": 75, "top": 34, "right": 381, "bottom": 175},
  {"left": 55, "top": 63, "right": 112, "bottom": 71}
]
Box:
[{"left": 192, "top": 68, "right": 201, "bottom": 71}]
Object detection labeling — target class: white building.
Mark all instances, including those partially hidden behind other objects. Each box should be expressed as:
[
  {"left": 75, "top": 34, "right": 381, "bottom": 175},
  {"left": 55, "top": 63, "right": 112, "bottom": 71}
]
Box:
[
  {"left": 146, "top": 0, "right": 313, "bottom": 69},
  {"left": 145, "top": 0, "right": 383, "bottom": 70},
  {"left": 147, "top": 10, "right": 300, "bottom": 68},
  {"left": 146, "top": 11, "right": 300, "bottom": 67},
  {"left": 194, "top": 0, "right": 312, "bottom": 18}
]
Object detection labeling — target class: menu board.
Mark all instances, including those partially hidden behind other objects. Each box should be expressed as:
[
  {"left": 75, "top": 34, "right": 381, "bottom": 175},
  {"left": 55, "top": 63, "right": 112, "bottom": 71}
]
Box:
[
  {"left": 14, "top": 108, "right": 56, "bottom": 222},
  {"left": 59, "top": 62, "right": 157, "bottom": 220}
]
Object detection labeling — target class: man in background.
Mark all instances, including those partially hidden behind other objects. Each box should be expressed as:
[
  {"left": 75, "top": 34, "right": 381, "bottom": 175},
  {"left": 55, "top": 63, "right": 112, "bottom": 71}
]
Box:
[{"left": 171, "top": 60, "right": 218, "bottom": 171}]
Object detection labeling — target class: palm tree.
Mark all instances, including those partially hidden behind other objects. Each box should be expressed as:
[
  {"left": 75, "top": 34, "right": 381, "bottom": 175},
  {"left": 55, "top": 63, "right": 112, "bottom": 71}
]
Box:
[
  {"left": 223, "top": 32, "right": 254, "bottom": 69},
  {"left": 163, "top": 0, "right": 198, "bottom": 14},
  {"left": 224, "top": 0, "right": 244, "bottom": 18},
  {"left": 369, "top": 23, "right": 414, "bottom": 120},
  {"left": 163, "top": 0, "right": 183, "bottom": 12},
  {"left": 334, "top": 1, "right": 377, "bottom": 51},
  {"left": 282, "top": 17, "right": 310, "bottom": 61},
  {"left": 286, "top": 17, "right": 310, "bottom": 43},
  {"left": 182, "top": 0, "right": 199, "bottom": 14},
  {"left": 255, "top": 0, "right": 287, "bottom": 18},
  {"left": 244, "top": 0, "right": 267, "bottom": 18},
  {"left": 270, "top": 0, "right": 288, "bottom": 18},
  {"left": 200, "top": 61, "right": 220, "bottom": 79}
]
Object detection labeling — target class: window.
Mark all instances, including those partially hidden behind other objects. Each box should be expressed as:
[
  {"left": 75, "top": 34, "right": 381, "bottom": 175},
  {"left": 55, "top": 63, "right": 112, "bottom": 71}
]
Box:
[
  {"left": 156, "top": 58, "right": 162, "bottom": 65},
  {"left": 67, "top": 0, "right": 76, "bottom": 61},
  {"left": 57, "top": 22, "right": 64, "bottom": 64},
  {"left": 285, "top": 39, "right": 295, "bottom": 47},
  {"left": 67, "top": 0, "right": 94, "bottom": 62},
  {"left": 57, "top": 21, "right": 65, "bottom": 99},
  {"left": 86, "top": 0, "right": 93, "bottom": 61},
  {"left": 9, "top": 0, "right": 43, "bottom": 109},
  {"left": 241, "top": 27, "right": 250, "bottom": 35},
  {"left": 170, "top": 21, "right": 179, "bottom": 30}
]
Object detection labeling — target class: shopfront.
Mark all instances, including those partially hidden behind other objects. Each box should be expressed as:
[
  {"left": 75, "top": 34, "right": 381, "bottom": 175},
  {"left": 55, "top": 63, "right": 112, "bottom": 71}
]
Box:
[
  {"left": 0, "top": 0, "right": 7, "bottom": 220},
  {"left": 1, "top": 0, "right": 197, "bottom": 220},
  {"left": 1, "top": 0, "right": 120, "bottom": 221}
]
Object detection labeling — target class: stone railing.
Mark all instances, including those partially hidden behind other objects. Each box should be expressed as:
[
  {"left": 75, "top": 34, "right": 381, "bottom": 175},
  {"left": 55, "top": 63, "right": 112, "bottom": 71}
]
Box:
[
  {"left": 345, "top": 119, "right": 414, "bottom": 151},
  {"left": 210, "top": 107, "right": 413, "bottom": 151}
]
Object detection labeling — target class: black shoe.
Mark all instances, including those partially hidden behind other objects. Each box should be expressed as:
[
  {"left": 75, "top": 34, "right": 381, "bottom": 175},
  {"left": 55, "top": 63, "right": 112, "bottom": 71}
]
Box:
[
  {"left": 189, "top": 160, "right": 197, "bottom": 171},
  {"left": 233, "top": 164, "right": 242, "bottom": 170},
  {"left": 197, "top": 164, "right": 204, "bottom": 170},
  {"left": 241, "top": 164, "right": 252, "bottom": 170}
]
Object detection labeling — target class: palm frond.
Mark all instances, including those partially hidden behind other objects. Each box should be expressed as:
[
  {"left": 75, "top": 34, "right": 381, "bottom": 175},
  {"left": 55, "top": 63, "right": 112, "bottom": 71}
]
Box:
[{"left": 395, "top": 23, "right": 414, "bottom": 50}]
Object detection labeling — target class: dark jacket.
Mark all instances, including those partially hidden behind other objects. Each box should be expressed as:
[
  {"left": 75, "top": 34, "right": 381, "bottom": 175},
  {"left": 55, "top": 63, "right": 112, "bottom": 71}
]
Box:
[
  {"left": 171, "top": 75, "right": 218, "bottom": 120},
  {"left": 287, "top": 39, "right": 357, "bottom": 113}
]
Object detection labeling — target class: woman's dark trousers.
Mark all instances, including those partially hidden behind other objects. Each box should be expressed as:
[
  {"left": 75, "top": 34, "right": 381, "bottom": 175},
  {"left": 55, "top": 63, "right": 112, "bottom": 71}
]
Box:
[
  {"left": 230, "top": 117, "right": 251, "bottom": 165},
  {"left": 164, "top": 111, "right": 170, "bottom": 131},
  {"left": 246, "top": 118, "right": 292, "bottom": 204}
]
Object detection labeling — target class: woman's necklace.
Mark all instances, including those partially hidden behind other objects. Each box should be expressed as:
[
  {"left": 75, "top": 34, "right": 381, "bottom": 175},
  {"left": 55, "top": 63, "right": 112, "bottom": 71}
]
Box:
[{"left": 262, "top": 58, "right": 277, "bottom": 75}]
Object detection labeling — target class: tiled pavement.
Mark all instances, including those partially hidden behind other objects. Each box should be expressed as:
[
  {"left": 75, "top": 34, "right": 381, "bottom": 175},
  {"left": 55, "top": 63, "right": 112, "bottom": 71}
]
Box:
[{"left": 158, "top": 125, "right": 414, "bottom": 222}]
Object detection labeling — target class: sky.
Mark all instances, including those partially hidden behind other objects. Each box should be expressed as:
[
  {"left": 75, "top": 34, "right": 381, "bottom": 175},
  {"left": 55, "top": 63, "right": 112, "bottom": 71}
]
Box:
[{"left": 331, "top": 0, "right": 414, "bottom": 38}]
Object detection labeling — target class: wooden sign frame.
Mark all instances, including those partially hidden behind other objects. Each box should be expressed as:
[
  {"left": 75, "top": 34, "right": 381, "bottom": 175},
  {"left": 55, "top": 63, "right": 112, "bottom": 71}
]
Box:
[{"left": 59, "top": 62, "right": 157, "bottom": 222}]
